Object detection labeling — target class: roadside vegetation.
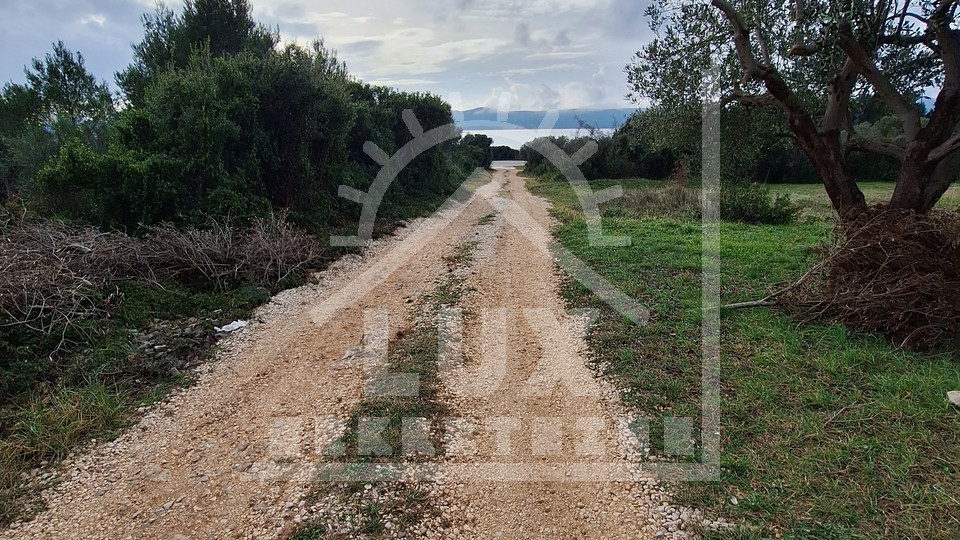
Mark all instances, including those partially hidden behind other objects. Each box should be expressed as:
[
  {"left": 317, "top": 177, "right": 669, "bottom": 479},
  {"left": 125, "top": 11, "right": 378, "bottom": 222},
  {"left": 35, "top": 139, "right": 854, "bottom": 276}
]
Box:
[
  {"left": 531, "top": 176, "right": 960, "bottom": 539},
  {"left": 0, "top": 0, "right": 492, "bottom": 524}
]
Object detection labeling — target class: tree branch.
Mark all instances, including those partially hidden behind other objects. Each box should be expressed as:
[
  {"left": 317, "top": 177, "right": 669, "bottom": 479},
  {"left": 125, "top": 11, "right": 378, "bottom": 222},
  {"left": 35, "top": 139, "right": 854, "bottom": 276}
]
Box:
[
  {"left": 927, "top": 133, "right": 960, "bottom": 163},
  {"left": 711, "top": 0, "right": 763, "bottom": 80},
  {"left": 848, "top": 136, "right": 906, "bottom": 160},
  {"left": 877, "top": 32, "right": 935, "bottom": 47},
  {"left": 915, "top": 2, "right": 960, "bottom": 164},
  {"left": 838, "top": 33, "right": 922, "bottom": 139},
  {"left": 723, "top": 254, "right": 832, "bottom": 310},
  {"left": 788, "top": 41, "right": 824, "bottom": 57},
  {"left": 722, "top": 91, "right": 781, "bottom": 109},
  {"left": 753, "top": 3, "right": 772, "bottom": 67},
  {"left": 932, "top": 0, "right": 959, "bottom": 20},
  {"left": 922, "top": 152, "right": 959, "bottom": 211},
  {"left": 711, "top": 0, "right": 866, "bottom": 214},
  {"left": 894, "top": 1, "right": 912, "bottom": 36},
  {"left": 823, "top": 58, "right": 859, "bottom": 134}
]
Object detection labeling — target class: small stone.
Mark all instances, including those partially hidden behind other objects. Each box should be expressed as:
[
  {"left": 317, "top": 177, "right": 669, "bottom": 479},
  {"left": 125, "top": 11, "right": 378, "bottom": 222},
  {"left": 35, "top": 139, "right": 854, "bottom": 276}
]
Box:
[
  {"left": 948, "top": 391, "right": 960, "bottom": 407},
  {"left": 730, "top": 496, "right": 739, "bottom": 506}
]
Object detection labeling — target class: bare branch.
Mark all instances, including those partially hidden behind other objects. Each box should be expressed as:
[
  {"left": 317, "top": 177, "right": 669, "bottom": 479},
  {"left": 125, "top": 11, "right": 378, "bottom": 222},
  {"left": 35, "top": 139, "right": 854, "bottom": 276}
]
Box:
[
  {"left": 837, "top": 33, "right": 922, "bottom": 139},
  {"left": 927, "top": 133, "right": 960, "bottom": 163},
  {"left": 895, "top": 1, "right": 911, "bottom": 36},
  {"left": 848, "top": 136, "right": 906, "bottom": 160},
  {"left": 902, "top": 12, "right": 930, "bottom": 24},
  {"left": 711, "top": 0, "right": 763, "bottom": 80},
  {"left": 723, "top": 253, "right": 833, "bottom": 311},
  {"left": 788, "top": 41, "right": 824, "bottom": 56},
  {"left": 754, "top": 26, "right": 772, "bottom": 66}
]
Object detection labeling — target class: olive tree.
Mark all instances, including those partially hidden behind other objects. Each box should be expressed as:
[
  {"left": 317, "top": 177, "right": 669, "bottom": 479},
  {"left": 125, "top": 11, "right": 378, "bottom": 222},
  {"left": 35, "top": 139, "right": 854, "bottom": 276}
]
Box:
[{"left": 628, "top": 0, "right": 960, "bottom": 215}]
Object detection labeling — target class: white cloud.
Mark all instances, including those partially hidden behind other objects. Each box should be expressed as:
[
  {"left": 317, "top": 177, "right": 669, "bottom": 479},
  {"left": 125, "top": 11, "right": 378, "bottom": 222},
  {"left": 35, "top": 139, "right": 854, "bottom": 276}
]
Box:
[
  {"left": 365, "top": 78, "right": 437, "bottom": 86},
  {"left": 78, "top": 14, "right": 106, "bottom": 26},
  {"left": 0, "top": 0, "right": 646, "bottom": 111},
  {"left": 479, "top": 66, "right": 617, "bottom": 110},
  {"left": 501, "top": 63, "right": 579, "bottom": 76}
]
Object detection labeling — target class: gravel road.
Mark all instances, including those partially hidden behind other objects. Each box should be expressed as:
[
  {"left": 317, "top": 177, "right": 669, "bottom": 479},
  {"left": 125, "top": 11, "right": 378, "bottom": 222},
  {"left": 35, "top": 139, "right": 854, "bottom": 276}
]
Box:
[{"left": 3, "top": 169, "right": 721, "bottom": 539}]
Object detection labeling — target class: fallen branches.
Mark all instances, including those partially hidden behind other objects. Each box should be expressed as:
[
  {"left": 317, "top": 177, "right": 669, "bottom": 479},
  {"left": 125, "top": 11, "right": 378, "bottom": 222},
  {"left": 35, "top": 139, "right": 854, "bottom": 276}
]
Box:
[
  {"left": 0, "top": 210, "right": 143, "bottom": 335},
  {"left": 733, "top": 206, "right": 960, "bottom": 349},
  {"left": 142, "top": 210, "right": 325, "bottom": 289},
  {"left": 0, "top": 209, "right": 325, "bottom": 342}
]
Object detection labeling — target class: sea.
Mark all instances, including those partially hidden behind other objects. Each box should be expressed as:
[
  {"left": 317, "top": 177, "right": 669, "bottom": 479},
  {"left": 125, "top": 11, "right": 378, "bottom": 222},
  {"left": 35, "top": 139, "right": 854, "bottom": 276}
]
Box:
[{"left": 462, "top": 128, "right": 614, "bottom": 150}]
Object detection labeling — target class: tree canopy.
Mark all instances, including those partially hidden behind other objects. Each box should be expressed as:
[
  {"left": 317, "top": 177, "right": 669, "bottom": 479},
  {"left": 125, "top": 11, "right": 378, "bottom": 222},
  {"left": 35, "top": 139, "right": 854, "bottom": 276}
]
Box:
[
  {"left": 628, "top": 0, "right": 960, "bottom": 215},
  {"left": 21, "top": 41, "right": 112, "bottom": 125},
  {"left": 116, "top": 0, "right": 278, "bottom": 108}
]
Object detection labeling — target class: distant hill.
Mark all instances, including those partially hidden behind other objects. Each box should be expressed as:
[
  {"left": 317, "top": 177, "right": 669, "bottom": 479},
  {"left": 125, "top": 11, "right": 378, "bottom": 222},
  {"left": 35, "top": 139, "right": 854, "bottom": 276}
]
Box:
[{"left": 455, "top": 108, "right": 636, "bottom": 130}]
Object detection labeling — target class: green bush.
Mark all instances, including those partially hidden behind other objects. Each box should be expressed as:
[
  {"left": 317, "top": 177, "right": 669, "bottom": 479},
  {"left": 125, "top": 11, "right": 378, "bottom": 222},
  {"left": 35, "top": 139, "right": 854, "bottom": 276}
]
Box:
[
  {"left": 519, "top": 132, "right": 674, "bottom": 182},
  {"left": 721, "top": 183, "right": 799, "bottom": 225},
  {"left": 461, "top": 133, "right": 493, "bottom": 169}
]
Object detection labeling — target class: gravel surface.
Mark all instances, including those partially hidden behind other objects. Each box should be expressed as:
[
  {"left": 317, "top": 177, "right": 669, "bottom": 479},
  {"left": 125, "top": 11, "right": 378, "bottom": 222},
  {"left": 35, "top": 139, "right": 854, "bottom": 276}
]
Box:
[{"left": 2, "top": 169, "right": 731, "bottom": 539}]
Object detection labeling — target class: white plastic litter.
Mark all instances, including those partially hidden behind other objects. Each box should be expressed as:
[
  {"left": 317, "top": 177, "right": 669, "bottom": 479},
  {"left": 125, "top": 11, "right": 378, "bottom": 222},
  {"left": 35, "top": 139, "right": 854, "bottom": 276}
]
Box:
[{"left": 215, "top": 320, "right": 248, "bottom": 333}]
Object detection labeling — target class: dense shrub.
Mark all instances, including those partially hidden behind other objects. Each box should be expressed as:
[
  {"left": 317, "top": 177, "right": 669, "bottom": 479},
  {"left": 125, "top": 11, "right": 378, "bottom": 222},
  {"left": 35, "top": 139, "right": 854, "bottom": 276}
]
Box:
[
  {"left": 721, "top": 183, "right": 799, "bottom": 225},
  {"left": 519, "top": 130, "right": 674, "bottom": 182},
  {"left": 461, "top": 134, "right": 493, "bottom": 169},
  {"left": 37, "top": 47, "right": 480, "bottom": 232},
  {"left": 491, "top": 145, "right": 520, "bottom": 161}
]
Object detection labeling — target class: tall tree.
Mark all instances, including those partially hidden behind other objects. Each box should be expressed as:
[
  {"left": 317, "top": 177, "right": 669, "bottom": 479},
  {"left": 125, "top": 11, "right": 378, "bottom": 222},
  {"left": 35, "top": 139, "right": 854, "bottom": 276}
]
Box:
[
  {"left": 628, "top": 0, "right": 960, "bottom": 216},
  {"left": 24, "top": 41, "right": 113, "bottom": 124},
  {"left": 117, "top": 0, "right": 278, "bottom": 107},
  {"left": 0, "top": 83, "right": 42, "bottom": 136}
]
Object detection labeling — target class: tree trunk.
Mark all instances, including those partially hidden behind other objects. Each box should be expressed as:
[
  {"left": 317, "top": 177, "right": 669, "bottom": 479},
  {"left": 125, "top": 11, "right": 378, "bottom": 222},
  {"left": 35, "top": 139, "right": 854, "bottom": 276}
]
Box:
[
  {"left": 922, "top": 153, "right": 959, "bottom": 212},
  {"left": 889, "top": 149, "right": 934, "bottom": 212},
  {"left": 788, "top": 118, "right": 867, "bottom": 215}
]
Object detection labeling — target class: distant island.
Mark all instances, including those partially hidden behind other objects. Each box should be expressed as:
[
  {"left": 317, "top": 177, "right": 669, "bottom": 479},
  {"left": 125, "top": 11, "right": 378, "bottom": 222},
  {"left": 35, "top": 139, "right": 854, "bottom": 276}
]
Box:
[{"left": 454, "top": 108, "right": 636, "bottom": 130}]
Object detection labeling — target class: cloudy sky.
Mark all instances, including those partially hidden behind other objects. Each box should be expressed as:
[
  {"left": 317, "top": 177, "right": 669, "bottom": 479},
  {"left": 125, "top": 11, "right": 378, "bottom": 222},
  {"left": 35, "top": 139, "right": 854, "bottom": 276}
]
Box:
[{"left": 0, "top": 0, "right": 653, "bottom": 111}]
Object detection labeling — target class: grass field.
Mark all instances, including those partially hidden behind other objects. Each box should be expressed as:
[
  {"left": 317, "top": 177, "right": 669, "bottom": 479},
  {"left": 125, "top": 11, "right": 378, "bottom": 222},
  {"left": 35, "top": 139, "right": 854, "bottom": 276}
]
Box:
[
  {"left": 768, "top": 182, "right": 960, "bottom": 220},
  {"left": 530, "top": 177, "right": 960, "bottom": 539}
]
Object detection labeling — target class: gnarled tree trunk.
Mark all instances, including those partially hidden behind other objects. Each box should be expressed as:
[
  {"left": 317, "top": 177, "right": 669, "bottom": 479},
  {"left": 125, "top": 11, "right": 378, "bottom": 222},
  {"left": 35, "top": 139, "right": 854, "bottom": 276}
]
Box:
[{"left": 711, "top": 0, "right": 960, "bottom": 218}]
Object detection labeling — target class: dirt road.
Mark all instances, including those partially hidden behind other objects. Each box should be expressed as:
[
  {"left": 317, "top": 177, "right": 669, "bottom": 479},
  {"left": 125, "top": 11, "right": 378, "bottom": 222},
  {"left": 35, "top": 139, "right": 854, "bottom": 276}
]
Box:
[{"left": 4, "top": 169, "right": 700, "bottom": 539}]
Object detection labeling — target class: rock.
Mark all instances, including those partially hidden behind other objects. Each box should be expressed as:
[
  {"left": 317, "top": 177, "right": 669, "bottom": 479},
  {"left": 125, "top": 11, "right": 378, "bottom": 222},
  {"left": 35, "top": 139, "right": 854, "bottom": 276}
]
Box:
[
  {"left": 215, "top": 320, "right": 248, "bottom": 333},
  {"left": 949, "top": 391, "right": 960, "bottom": 407}
]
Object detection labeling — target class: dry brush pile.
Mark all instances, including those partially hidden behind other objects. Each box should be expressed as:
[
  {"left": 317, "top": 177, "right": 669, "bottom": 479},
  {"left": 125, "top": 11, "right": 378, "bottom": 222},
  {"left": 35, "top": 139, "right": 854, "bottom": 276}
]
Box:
[
  {"left": 786, "top": 206, "right": 960, "bottom": 349},
  {"left": 0, "top": 209, "right": 325, "bottom": 337}
]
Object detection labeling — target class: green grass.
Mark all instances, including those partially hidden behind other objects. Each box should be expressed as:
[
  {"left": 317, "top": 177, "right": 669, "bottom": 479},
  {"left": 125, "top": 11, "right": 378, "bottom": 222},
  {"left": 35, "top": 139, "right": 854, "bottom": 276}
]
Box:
[
  {"left": 476, "top": 213, "right": 496, "bottom": 226},
  {"left": 531, "top": 177, "right": 960, "bottom": 539},
  {"left": 768, "top": 181, "right": 960, "bottom": 220},
  {"left": 0, "top": 279, "right": 275, "bottom": 524}
]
